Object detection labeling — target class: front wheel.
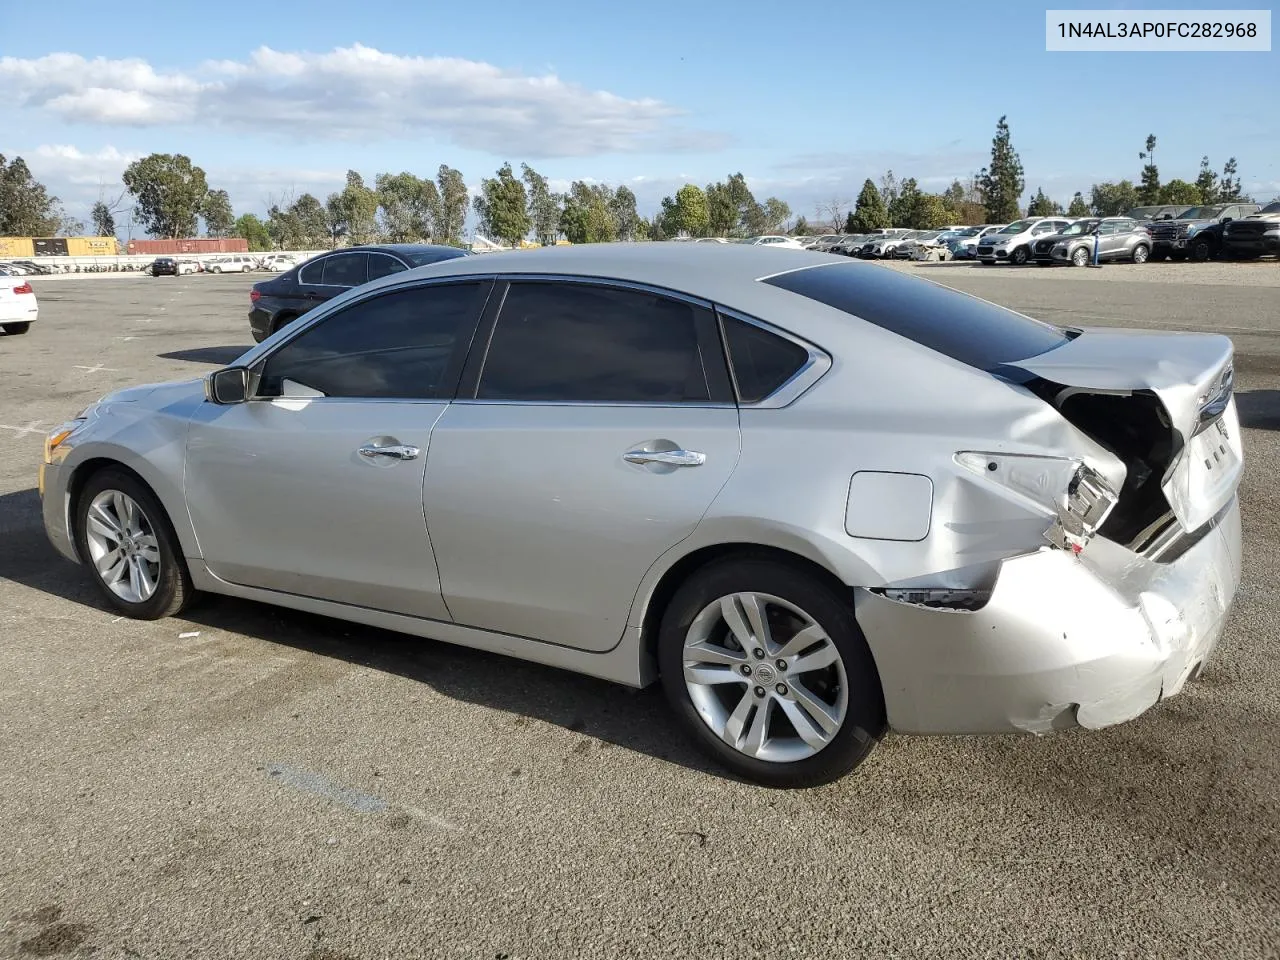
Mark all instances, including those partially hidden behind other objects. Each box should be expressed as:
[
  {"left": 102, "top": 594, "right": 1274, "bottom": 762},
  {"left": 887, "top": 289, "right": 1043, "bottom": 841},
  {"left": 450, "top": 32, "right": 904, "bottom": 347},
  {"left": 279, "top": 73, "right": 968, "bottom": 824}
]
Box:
[
  {"left": 1131, "top": 243, "right": 1150, "bottom": 264},
  {"left": 2, "top": 322, "right": 31, "bottom": 335},
  {"left": 1010, "top": 246, "right": 1030, "bottom": 265},
  {"left": 73, "top": 467, "right": 196, "bottom": 620},
  {"left": 1071, "top": 246, "right": 1091, "bottom": 267},
  {"left": 1191, "top": 237, "right": 1215, "bottom": 261},
  {"left": 658, "top": 557, "right": 886, "bottom": 788}
]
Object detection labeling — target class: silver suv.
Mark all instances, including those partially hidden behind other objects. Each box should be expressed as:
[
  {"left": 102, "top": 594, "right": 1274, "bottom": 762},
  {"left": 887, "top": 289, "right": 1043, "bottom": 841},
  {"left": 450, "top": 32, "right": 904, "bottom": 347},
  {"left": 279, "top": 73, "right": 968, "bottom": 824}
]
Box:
[{"left": 1032, "top": 218, "right": 1152, "bottom": 266}]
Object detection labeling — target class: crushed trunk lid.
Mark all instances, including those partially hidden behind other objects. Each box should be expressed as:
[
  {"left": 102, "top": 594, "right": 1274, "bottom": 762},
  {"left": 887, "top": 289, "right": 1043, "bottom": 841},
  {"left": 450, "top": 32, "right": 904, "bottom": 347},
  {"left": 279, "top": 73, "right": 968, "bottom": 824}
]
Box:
[{"left": 1003, "top": 329, "right": 1240, "bottom": 539}]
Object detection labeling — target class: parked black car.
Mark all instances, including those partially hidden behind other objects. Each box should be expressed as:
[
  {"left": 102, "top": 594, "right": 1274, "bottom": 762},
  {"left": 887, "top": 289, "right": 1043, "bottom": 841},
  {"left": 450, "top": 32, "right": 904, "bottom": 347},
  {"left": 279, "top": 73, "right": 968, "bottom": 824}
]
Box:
[
  {"left": 1221, "top": 201, "right": 1280, "bottom": 259},
  {"left": 151, "top": 257, "right": 179, "bottom": 277},
  {"left": 247, "top": 244, "right": 471, "bottom": 342},
  {"left": 1146, "top": 202, "right": 1262, "bottom": 262}
]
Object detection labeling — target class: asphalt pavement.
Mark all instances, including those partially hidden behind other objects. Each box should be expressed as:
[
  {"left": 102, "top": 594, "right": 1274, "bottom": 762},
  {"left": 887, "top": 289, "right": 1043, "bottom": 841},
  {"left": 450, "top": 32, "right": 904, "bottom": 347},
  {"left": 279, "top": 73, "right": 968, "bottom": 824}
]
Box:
[{"left": 0, "top": 266, "right": 1277, "bottom": 959}]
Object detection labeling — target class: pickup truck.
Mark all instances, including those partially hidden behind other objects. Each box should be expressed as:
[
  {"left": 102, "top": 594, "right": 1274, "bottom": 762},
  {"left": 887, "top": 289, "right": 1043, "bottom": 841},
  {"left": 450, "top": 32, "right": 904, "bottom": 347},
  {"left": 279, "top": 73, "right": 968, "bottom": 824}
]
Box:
[
  {"left": 1146, "top": 202, "right": 1261, "bottom": 261},
  {"left": 1220, "top": 200, "right": 1280, "bottom": 260}
]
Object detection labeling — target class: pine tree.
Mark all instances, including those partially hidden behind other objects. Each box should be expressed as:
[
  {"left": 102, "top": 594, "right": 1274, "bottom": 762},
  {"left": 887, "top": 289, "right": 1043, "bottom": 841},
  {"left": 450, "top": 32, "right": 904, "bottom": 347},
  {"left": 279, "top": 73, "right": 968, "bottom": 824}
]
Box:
[
  {"left": 1067, "top": 192, "right": 1090, "bottom": 217},
  {"left": 851, "top": 179, "right": 889, "bottom": 231},
  {"left": 1194, "top": 156, "right": 1219, "bottom": 204},
  {"left": 979, "top": 116, "right": 1025, "bottom": 224}
]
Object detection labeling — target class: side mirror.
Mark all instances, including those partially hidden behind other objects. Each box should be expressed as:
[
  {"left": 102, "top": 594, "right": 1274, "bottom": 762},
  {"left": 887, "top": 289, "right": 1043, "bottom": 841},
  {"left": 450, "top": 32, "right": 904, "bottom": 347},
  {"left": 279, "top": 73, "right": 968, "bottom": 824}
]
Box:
[
  {"left": 1222, "top": 217, "right": 1233, "bottom": 224},
  {"left": 206, "top": 366, "right": 249, "bottom": 404}
]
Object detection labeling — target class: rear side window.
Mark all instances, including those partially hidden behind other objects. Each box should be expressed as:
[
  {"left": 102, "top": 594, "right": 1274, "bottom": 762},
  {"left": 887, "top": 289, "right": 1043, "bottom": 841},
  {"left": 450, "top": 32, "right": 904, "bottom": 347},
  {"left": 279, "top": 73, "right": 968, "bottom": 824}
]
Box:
[
  {"left": 322, "top": 253, "right": 368, "bottom": 287},
  {"left": 762, "top": 263, "right": 1071, "bottom": 371},
  {"left": 257, "top": 282, "right": 484, "bottom": 399},
  {"left": 477, "top": 282, "right": 713, "bottom": 403},
  {"left": 298, "top": 259, "right": 323, "bottom": 284},
  {"left": 722, "top": 316, "right": 810, "bottom": 403}
]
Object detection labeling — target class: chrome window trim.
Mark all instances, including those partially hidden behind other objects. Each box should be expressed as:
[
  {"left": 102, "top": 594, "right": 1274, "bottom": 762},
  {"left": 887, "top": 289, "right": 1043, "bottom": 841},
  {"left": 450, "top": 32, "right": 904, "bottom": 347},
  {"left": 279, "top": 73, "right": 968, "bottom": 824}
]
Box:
[
  {"left": 715, "top": 306, "right": 832, "bottom": 409},
  {"left": 480, "top": 272, "right": 716, "bottom": 310},
  {"left": 298, "top": 251, "right": 411, "bottom": 288}
]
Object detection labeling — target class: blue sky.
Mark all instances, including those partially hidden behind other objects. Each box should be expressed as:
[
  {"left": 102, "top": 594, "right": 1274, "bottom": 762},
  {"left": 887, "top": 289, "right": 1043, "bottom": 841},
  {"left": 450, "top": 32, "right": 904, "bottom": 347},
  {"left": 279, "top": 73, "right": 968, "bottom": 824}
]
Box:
[{"left": 2, "top": 0, "right": 1276, "bottom": 232}]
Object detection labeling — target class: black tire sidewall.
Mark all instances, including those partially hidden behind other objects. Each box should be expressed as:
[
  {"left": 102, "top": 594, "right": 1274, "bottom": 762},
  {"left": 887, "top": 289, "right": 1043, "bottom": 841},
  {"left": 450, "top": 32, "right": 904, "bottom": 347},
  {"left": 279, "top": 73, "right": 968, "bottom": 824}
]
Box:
[
  {"left": 73, "top": 468, "right": 191, "bottom": 619},
  {"left": 657, "top": 557, "right": 886, "bottom": 788}
]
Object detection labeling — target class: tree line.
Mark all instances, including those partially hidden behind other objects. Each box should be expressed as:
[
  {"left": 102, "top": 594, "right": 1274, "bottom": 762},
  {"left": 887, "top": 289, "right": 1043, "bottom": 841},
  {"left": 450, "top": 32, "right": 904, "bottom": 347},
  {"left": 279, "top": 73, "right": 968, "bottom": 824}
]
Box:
[{"left": 0, "top": 121, "right": 1259, "bottom": 248}]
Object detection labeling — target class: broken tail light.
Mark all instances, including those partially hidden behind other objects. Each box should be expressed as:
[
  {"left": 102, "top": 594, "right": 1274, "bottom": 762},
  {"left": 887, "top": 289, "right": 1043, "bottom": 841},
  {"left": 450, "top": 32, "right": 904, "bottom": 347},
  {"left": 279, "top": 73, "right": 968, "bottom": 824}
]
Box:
[{"left": 956, "top": 451, "right": 1119, "bottom": 553}]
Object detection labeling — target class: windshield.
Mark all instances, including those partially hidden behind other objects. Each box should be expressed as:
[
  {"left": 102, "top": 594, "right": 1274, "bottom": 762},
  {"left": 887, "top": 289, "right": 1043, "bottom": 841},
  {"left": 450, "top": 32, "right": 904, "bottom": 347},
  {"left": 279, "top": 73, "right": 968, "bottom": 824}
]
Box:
[
  {"left": 1178, "top": 206, "right": 1226, "bottom": 220},
  {"left": 1059, "top": 221, "right": 1097, "bottom": 237},
  {"left": 996, "top": 219, "right": 1033, "bottom": 234},
  {"left": 1259, "top": 201, "right": 1280, "bottom": 214}
]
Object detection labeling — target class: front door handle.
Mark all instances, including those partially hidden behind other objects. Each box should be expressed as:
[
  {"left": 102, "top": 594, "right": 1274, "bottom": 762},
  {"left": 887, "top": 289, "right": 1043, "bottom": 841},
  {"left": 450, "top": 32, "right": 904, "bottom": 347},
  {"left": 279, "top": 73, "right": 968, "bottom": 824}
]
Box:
[
  {"left": 623, "top": 449, "right": 706, "bottom": 467},
  {"left": 358, "top": 443, "right": 420, "bottom": 461}
]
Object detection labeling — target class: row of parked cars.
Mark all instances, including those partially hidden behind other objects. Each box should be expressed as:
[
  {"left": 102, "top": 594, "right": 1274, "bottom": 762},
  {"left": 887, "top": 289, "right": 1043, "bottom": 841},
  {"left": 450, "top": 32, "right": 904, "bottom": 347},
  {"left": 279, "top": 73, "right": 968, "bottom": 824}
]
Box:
[
  {"left": 798, "top": 200, "right": 1280, "bottom": 267},
  {"left": 149, "top": 253, "right": 301, "bottom": 276}
]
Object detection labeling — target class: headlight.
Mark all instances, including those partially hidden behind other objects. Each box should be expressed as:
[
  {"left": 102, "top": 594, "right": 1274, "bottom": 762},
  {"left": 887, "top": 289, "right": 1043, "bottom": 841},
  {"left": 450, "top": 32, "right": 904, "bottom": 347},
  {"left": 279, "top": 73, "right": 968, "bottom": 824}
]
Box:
[
  {"left": 1186, "top": 224, "right": 1200, "bottom": 236},
  {"left": 44, "top": 418, "right": 86, "bottom": 465}
]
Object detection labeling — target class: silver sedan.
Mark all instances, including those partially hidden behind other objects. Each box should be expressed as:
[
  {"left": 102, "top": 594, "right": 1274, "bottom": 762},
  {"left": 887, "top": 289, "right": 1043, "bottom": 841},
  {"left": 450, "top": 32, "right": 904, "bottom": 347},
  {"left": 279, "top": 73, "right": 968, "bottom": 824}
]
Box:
[{"left": 38, "top": 244, "right": 1243, "bottom": 787}]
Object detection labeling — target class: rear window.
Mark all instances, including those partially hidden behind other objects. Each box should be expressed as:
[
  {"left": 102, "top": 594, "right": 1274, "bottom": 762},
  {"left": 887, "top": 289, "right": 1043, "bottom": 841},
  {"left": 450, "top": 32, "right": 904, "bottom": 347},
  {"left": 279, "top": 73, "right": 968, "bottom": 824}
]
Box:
[{"left": 762, "top": 263, "right": 1071, "bottom": 371}]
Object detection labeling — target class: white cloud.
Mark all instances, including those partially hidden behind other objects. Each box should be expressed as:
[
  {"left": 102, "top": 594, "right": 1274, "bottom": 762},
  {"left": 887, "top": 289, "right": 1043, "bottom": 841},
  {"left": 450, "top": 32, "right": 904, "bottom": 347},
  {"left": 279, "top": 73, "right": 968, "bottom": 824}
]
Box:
[{"left": 0, "top": 46, "right": 727, "bottom": 158}]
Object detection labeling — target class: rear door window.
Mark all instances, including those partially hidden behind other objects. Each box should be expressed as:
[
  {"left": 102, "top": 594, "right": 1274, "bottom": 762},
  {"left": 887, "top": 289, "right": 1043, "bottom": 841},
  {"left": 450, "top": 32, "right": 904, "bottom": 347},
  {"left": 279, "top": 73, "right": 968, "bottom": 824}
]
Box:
[
  {"left": 476, "top": 281, "right": 720, "bottom": 403},
  {"left": 368, "top": 254, "right": 408, "bottom": 281},
  {"left": 321, "top": 253, "right": 368, "bottom": 287},
  {"left": 762, "top": 263, "right": 1071, "bottom": 371}
]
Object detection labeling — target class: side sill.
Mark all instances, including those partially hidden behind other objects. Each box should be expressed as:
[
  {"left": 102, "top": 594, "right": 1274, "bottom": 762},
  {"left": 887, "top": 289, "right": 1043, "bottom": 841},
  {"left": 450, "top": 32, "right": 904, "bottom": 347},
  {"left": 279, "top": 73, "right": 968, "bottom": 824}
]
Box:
[{"left": 188, "top": 563, "right": 654, "bottom": 688}]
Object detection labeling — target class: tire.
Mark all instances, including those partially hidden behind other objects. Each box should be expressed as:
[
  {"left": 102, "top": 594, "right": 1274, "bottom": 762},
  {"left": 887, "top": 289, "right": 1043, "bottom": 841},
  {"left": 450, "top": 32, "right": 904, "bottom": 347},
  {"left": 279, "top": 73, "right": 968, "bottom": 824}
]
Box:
[
  {"left": 657, "top": 556, "right": 886, "bottom": 788},
  {"left": 1191, "top": 237, "right": 1215, "bottom": 262},
  {"left": 1071, "top": 246, "right": 1091, "bottom": 267},
  {"left": 2, "top": 322, "right": 31, "bottom": 335},
  {"left": 212, "top": 266, "right": 222, "bottom": 274},
  {"left": 72, "top": 467, "right": 196, "bottom": 620},
  {"left": 1131, "top": 243, "right": 1150, "bottom": 264},
  {"left": 1010, "top": 246, "right": 1030, "bottom": 266}
]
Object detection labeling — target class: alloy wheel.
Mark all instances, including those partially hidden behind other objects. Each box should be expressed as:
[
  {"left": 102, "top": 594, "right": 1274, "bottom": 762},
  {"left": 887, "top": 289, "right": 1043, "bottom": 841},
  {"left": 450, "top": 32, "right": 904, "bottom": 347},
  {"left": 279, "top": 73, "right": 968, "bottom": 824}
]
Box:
[
  {"left": 682, "top": 592, "right": 848, "bottom": 763},
  {"left": 84, "top": 490, "right": 162, "bottom": 603}
]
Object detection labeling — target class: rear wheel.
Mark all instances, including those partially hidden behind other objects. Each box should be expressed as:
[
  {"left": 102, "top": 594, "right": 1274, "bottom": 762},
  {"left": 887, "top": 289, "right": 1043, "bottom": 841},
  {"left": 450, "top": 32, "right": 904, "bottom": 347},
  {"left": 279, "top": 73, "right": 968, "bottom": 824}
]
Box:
[
  {"left": 2, "top": 322, "right": 31, "bottom": 335},
  {"left": 1131, "top": 243, "right": 1150, "bottom": 264},
  {"left": 658, "top": 557, "right": 885, "bottom": 788},
  {"left": 73, "top": 467, "right": 196, "bottom": 620},
  {"left": 1010, "top": 246, "right": 1030, "bottom": 265}
]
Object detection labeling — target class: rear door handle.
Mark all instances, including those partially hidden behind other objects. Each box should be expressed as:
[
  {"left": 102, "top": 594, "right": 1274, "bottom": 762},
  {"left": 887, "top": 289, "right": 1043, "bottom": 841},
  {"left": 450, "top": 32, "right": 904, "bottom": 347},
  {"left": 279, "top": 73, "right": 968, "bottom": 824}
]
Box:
[
  {"left": 623, "top": 449, "right": 706, "bottom": 467},
  {"left": 358, "top": 443, "right": 420, "bottom": 461}
]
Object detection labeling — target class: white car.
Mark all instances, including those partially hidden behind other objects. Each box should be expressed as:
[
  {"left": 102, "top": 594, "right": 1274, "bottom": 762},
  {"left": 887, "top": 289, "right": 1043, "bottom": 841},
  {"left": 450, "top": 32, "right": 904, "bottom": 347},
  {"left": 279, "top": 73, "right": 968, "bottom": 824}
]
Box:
[
  {"left": 694, "top": 237, "right": 730, "bottom": 244},
  {"left": 976, "top": 218, "right": 1074, "bottom": 265},
  {"left": 738, "top": 235, "right": 806, "bottom": 249},
  {"left": 0, "top": 277, "right": 38, "bottom": 335},
  {"left": 206, "top": 255, "right": 256, "bottom": 274}
]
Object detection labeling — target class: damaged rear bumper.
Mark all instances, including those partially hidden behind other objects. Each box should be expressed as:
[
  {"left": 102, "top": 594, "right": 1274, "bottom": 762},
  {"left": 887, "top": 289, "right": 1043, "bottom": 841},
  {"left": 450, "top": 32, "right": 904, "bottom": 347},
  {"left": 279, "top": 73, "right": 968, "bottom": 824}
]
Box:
[{"left": 855, "top": 496, "right": 1242, "bottom": 735}]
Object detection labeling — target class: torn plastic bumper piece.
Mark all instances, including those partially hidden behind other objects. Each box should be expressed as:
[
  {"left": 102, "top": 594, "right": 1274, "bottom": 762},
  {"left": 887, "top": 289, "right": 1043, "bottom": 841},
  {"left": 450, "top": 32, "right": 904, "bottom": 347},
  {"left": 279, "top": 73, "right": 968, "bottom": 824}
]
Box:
[{"left": 855, "top": 496, "right": 1241, "bottom": 736}]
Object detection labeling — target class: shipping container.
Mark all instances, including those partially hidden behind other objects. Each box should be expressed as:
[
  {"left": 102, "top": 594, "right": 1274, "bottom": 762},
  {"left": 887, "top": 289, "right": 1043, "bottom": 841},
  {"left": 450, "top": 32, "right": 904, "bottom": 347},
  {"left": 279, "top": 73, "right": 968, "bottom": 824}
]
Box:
[
  {"left": 65, "top": 236, "right": 121, "bottom": 257},
  {"left": 0, "top": 237, "right": 36, "bottom": 258},
  {"left": 126, "top": 238, "right": 250, "bottom": 255}
]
